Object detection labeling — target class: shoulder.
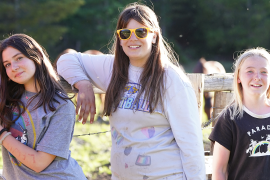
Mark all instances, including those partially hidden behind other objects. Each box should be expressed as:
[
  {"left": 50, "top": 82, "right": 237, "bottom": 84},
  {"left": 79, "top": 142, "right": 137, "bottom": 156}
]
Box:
[
  {"left": 216, "top": 105, "right": 235, "bottom": 125},
  {"left": 52, "top": 92, "right": 75, "bottom": 114},
  {"left": 164, "top": 64, "right": 192, "bottom": 89},
  {"left": 80, "top": 53, "right": 114, "bottom": 62}
]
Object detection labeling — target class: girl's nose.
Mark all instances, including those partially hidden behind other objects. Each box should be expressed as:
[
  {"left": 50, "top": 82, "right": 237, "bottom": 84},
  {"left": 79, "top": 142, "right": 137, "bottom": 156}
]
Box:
[
  {"left": 11, "top": 63, "right": 19, "bottom": 71},
  {"left": 129, "top": 32, "right": 138, "bottom": 40},
  {"left": 254, "top": 72, "right": 261, "bottom": 81}
]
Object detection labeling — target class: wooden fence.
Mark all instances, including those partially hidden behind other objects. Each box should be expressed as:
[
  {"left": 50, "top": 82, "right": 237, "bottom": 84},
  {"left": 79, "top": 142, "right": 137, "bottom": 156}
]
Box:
[
  {"left": 61, "top": 73, "right": 234, "bottom": 179},
  {"left": 186, "top": 73, "right": 233, "bottom": 179}
]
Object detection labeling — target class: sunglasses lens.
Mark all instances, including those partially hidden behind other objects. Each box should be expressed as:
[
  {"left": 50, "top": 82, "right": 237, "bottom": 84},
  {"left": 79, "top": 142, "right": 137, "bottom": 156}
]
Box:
[
  {"left": 119, "top": 29, "right": 131, "bottom": 39},
  {"left": 135, "top": 28, "right": 148, "bottom": 38}
]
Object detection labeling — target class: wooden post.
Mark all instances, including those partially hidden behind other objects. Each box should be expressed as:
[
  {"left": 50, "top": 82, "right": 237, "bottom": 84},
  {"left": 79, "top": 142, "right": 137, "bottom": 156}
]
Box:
[
  {"left": 186, "top": 74, "right": 205, "bottom": 123},
  {"left": 210, "top": 92, "right": 234, "bottom": 153},
  {"left": 212, "top": 91, "right": 233, "bottom": 127},
  {"left": 206, "top": 91, "right": 233, "bottom": 179}
]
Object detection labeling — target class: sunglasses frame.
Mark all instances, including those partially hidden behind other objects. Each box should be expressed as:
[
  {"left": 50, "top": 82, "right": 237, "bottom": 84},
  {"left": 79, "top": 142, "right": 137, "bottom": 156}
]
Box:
[{"left": 117, "top": 27, "right": 152, "bottom": 40}]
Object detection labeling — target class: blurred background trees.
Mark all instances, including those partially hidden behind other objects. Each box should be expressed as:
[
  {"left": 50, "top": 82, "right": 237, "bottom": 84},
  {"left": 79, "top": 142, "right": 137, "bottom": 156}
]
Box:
[{"left": 1, "top": 0, "right": 270, "bottom": 66}]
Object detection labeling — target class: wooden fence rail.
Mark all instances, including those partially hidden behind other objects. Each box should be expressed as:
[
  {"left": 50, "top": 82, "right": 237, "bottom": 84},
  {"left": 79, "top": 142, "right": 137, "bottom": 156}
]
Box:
[{"left": 60, "top": 73, "right": 234, "bottom": 94}]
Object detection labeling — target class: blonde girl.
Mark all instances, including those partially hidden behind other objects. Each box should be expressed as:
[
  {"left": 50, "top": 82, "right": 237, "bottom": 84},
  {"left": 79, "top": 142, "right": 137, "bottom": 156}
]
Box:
[{"left": 209, "top": 47, "right": 270, "bottom": 180}]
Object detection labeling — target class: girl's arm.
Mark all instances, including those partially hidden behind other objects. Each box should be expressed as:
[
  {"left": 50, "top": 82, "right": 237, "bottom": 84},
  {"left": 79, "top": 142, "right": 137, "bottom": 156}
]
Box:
[
  {"left": 57, "top": 53, "right": 114, "bottom": 123},
  {"left": 212, "top": 142, "right": 230, "bottom": 180},
  {"left": 164, "top": 70, "right": 205, "bottom": 179},
  {"left": 1, "top": 128, "right": 56, "bottom": 173}
]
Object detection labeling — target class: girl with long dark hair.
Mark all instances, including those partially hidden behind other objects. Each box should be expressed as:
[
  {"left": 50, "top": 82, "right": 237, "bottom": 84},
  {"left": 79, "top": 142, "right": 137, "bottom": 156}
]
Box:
[
  {"left": 57, "top": 3, "right": 205, "bottom": 179},
  {"left": 0, "top": 34, "right": 86, "bottom": 179}
]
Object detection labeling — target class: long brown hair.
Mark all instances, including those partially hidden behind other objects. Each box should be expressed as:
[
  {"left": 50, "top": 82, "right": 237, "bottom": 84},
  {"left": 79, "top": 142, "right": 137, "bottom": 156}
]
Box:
[
  {"left": 0, "top": 34, "right": 71, "bottom": 129},
  {"left": 104, "top": 3, "right": 180, "bottom": 116}
]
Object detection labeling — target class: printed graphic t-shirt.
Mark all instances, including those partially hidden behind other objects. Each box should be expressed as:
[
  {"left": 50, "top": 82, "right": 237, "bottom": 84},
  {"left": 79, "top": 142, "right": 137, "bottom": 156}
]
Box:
[
  {"left": 209, "top": 106, "right": 270, "bottom": 180},
  {"left": 2, "top": 91, "right": 86, "bottom": 180}
]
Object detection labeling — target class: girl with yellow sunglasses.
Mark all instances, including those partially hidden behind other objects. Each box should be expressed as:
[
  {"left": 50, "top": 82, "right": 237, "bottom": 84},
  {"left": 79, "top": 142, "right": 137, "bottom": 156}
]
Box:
[{"left": 57, "top": 2, "right": 205, "bottom": 179}]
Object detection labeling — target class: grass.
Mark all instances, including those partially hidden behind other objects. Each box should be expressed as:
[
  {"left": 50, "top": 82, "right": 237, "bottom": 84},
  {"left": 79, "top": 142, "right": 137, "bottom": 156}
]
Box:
[
  {"left": 70, "top": 94, "right": 112, "bottom": 179},
  {"left": 71, "top": 121, "right": 111, "bottom": 179}
]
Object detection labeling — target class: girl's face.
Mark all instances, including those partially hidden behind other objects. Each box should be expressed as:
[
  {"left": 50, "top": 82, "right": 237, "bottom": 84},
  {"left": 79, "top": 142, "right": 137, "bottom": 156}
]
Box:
[
  {"left": 2, "top": 46, "right": 37, "bottom": 92},
  {"left": 120, "top": 19, "right": 157, "bottom": 67},
  {"left": 238, "top": 56, "right": 270, "bottom": 99}
]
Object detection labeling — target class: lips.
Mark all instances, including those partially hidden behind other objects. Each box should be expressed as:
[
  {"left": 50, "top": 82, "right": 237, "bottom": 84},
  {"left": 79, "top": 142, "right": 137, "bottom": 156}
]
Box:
[
  {"left": 15, "top": 72, "right": 23, "bottom": 77},
  {"left": 251, "top": 84, "right": 262, "bottom": 87},
  {"left": 128, "top": 45, "right": 141, "bottom": 49}
]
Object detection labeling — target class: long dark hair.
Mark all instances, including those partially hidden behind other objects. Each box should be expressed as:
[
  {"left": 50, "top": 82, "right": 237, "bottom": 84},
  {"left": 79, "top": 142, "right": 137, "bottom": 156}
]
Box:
[
  {"left": 104, "top": 3, "right": 180, "bottom": 116},
  {"left": 0, "top": 34, "right": 71, "bottom": 129}
]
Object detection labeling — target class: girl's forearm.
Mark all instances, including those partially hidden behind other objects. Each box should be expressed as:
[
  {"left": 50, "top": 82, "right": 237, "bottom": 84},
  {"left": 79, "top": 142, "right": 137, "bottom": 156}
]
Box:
[
  {"left": 212, "top": 170, "right": 227, "bottom": 180},
  {"left": 2, "top": 132, "right": 55, "bottom": 173}
]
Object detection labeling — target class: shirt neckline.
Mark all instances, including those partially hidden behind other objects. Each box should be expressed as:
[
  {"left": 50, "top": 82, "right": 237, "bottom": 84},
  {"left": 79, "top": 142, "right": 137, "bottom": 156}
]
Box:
[
  {"left": 243, "top": 105, "right": 270, "bottom": 119},
  {"left": 129, "top": 63, "right": 144, "bottom": 72}
]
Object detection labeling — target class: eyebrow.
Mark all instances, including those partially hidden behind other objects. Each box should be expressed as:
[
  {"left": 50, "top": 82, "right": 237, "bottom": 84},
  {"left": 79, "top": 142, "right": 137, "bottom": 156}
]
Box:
[
  {"left": 2, "top": 52, "right": 22, "bottom": 64},
  {"left": 245, "top": 66, "right": 268, "bottom": 70}
]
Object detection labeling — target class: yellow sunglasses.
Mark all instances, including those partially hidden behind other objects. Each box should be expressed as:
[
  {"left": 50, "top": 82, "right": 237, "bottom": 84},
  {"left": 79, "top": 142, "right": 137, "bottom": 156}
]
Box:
[{"left": 117, "top": 27, "right": 152, "bottom": 40}]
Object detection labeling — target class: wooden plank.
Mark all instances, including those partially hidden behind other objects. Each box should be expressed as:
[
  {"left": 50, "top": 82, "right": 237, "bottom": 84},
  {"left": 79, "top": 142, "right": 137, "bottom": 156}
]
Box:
[
  {"left": 186, "top": 74, "right": 204, "bottom": 123},
  {"left": 188, "top": 73, "right": 234, "bottom": 92},
  {"left": 204, "top": 73, "right": 234, "bottom": 92}
]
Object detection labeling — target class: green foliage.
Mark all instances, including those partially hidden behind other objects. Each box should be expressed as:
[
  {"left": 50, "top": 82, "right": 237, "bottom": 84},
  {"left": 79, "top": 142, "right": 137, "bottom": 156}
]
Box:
[
  {"left": 0, "top": 0, "right": 84, "bottom": 59},
  {"left": 167, "top": 0, "right": 270, "bottom": 59},
  {"left": 3, "top": 0, "right": 270, "bottom": 61},
  {"left": 57, "top": 0, "right": 135, "bottom": 55}
]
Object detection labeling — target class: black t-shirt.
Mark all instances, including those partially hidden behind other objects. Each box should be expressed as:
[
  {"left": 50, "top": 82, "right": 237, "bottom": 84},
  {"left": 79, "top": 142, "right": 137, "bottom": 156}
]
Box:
[{"left": 209, "top": 106, "right": 270, "bottom": 180}]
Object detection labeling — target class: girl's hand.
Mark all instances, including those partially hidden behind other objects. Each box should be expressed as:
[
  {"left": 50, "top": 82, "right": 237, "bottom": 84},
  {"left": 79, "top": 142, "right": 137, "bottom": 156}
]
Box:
[{"left": 74, "top": 80, "right": 96, "bottom": 124}]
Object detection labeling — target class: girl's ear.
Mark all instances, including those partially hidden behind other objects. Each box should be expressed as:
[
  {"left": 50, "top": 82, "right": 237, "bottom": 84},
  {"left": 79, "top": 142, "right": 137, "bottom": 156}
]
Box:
[
  {"left": 237, "top": 78, "right": 241, "bottom": 83},
  {"left": 152, "top": 32, "right": 157, "bottom": 44}
]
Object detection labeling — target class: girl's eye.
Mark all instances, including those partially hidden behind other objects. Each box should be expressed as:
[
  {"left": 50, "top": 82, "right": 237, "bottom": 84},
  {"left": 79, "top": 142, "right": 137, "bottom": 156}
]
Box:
[
  {"left": 247, "top": 70, "right": 253, "bottom": 73},
  {"left": 4, "top": 63, "right": 10, "bottom": 68},
  {"left": 262, "top": 71, "right": 268, "bottom": 74},
  {"left": 17, "top": 57, "right": 23, "bottom": 61}
]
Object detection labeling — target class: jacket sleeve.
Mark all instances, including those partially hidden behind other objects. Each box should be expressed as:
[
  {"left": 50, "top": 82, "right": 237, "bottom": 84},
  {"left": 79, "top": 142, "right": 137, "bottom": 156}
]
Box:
[
  {"left": 57, "top": 52, "right": 114, "bottom": 91},
  {"left": 164, "top": 70, "right": 206, "bottom": 180}
]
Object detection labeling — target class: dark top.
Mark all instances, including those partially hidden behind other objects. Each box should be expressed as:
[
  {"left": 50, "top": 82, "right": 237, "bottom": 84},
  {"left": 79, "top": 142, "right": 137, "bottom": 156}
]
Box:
[{"left": 209, "top": 106, "right": 270, "bottom": 180}]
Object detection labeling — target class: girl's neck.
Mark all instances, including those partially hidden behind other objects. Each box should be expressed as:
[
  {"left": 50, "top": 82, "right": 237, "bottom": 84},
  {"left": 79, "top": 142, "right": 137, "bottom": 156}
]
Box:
[
  {"left": 24, "top": 82, "right": 40, "bottom": 93},
  {"left": 243, "top": 96, "right": 270, "bottom": 115}
]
